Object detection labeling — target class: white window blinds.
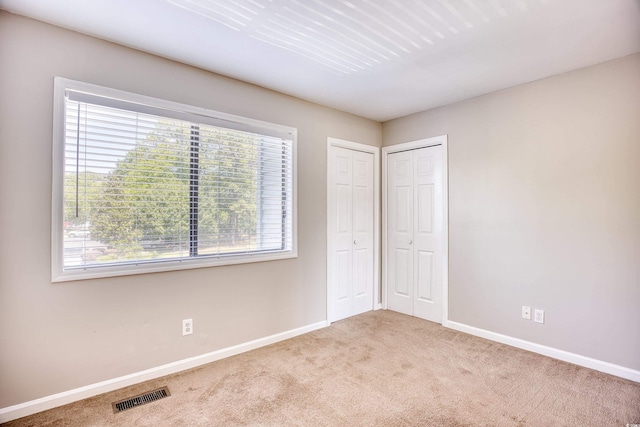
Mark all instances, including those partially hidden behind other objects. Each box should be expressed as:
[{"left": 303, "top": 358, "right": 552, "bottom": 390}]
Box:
[{"left": 53, "top": 79, "right": 296, "bottom": 280}]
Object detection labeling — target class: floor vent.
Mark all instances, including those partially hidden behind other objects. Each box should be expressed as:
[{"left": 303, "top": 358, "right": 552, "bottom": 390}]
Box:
[{"left": 112, "top": 386, "right": 170, "bottom": 413}]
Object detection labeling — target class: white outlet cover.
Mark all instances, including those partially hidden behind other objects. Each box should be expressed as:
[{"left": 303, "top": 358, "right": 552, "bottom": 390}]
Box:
[
  {"left": 182, "top": 318, "right": 193, "bottom": 336},
  {"left": 522, "top": 306, "right": 531, "bottom": 320},
  {"left": 534, "top": 309, "right": 545, "bottom": 324}
]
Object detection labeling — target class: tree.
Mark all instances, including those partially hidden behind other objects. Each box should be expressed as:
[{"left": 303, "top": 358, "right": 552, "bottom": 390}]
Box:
[
  {"left": 198, "top": 126, "right": 258, "bottom": 250},
  {"left": 77, "top": 118, "right": 261, "bottom": 260},
  {"left": 63, "top": 171, "right": 104, "bottom": 228},
  {"left": 91, "top": 120, "right": 190, "bottom": 257}
]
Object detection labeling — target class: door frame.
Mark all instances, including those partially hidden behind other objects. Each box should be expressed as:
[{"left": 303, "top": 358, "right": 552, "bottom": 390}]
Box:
[
  {"left": 382, "top": 135, "right": 449, "bottom": 324},
  {"left": 327, "top": 137, "right": 381, "bottom": 323}
]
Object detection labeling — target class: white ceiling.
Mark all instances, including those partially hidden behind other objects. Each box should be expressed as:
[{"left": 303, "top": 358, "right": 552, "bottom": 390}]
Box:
[{"left": 1, "top": 0, "right": 639, "bottom": 121}]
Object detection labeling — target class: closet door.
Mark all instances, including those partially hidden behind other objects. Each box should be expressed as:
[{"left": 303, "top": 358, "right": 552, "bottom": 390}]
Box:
[
  {"left": 351, "top": 150, "right": 375, "bottom": 316},
  {"left": 413, "top": 146, "right": 443, "bottom": 322},
  {"left": 386, "top": 145, "right": 443, "bottom": 323},
  {"left": 387, "top": 150, "right": 414, "bottom": 316},
  {"left": 328, "top": 146, "right": 374, "bottom": 322}
]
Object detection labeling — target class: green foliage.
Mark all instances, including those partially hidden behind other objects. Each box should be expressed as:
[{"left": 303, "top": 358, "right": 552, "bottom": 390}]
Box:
[
  {"left": 91, "top": 120, "right": 190, "bottom": 255},
  {"left": 69, "top": 118, "right": 261, "bottom": 260},
  {"left": 64, "top": 171, "right": 104, "bottom": 227},
  {"left": 198, "top": 126, "right": 258, "bottom": 247}
]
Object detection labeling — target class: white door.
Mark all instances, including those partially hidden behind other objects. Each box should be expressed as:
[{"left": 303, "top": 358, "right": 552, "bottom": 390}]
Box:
[
  {"left": 387, "top": 150, "right": 414, "bottom": 316},
  {"left": 328, "top": 146, "right": 375, "bottom": 322},
  {"left": 387, "top": 145, "right": 443, "bottom": 323}
]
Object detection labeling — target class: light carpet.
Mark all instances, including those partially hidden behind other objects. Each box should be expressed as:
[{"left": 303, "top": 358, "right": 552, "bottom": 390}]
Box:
[{"left": 3, "top": 310, "right": 640, "bottom": 426}]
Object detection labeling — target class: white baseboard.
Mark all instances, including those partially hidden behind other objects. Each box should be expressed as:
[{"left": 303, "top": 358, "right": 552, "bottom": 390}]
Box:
[
  {"left": 0, "top": 320, "right": 329, "bottom": 423},
  {"left": 4, "top": 317, "right": 635, "bottom": 423},
  {"left": 444, "top": 320, "right": 640, "bottom": 383}
]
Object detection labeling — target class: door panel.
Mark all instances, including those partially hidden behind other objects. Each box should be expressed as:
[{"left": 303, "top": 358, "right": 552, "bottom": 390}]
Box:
[
  {"left": 336, "top": 250, "right": 351, "bottom": 300},
  {"left": 413, "top": 146, "right": 442, "bottom": 322},
  {"left": 387, "top": 145, "right": 443, "bottom": 322},
  {"left": 387, "top": 150, "right": 414, "bottom": 316},
  {"left": 395, "top": 186, "right": 411, "bottom": 232},
  {"left": 417, "top": 184, "right": 433, "bottom": 234},
  {"left": 394, "top": 249, "right": 410, "bottom": 296},
  {"left": 331, "top": 147, "right": 354, "bottom": 321},
  {"left": 329, "top": 146, "right": 374, "bottom": 322},
  {"left": 352, "top": 150, "right": 374, "bottom": 316},
  {"left": 354, "top": 186, "right": 368, "bottom": 233},
  {"left": 337, "top": 184, "right": 351, "bottom": 234},
  {"left": 416, "top": 250, "right": 433, "bottom": 302},
  {"left": 354, "top": 248, "right": 368, "bottom": 297}
]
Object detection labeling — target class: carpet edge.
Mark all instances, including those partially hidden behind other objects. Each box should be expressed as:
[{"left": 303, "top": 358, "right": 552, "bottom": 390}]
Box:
[
  {"left": 444, "top": 320, "right": 640, "bottom": 383},
  {"left": 0, "top": 320, "right": 330, "bottom": 423}
]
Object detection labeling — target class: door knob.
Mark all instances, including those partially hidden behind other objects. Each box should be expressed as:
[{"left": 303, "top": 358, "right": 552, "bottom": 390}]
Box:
[
  {"left": 353, "top": 240, "right": 357, "bottom": 245},
  {"left": 409, "top": 240, "right": 413, "bottom": 244}
]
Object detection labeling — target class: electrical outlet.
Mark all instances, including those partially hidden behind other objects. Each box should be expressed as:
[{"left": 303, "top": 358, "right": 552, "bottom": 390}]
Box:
[
  {"left": 182, "top": 318, "right": 193, "bottom": 336},
  {"left": 522, "top": 306, "right": 531, "bottom": 320},
  {"left": 534, "top": 309, "right": 544, "bottom": 324}
]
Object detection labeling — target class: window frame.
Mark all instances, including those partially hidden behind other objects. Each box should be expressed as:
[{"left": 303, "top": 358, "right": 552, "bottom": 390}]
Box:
[{"left": 52, "top": 77, "right": 297, "bottom": 282}]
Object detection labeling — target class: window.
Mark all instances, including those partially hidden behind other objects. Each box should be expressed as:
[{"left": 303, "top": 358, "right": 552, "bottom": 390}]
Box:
[{"left": 52, "top": 78, "right": 296, "bottom": 281}]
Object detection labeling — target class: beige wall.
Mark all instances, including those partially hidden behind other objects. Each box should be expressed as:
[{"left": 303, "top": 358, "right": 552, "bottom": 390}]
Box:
[
  {"left": 0, "top": 11, "right": 381, "bottom": 407},
  {"left": 384, "top": 53, "right": 640, "bottom": 370}
]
